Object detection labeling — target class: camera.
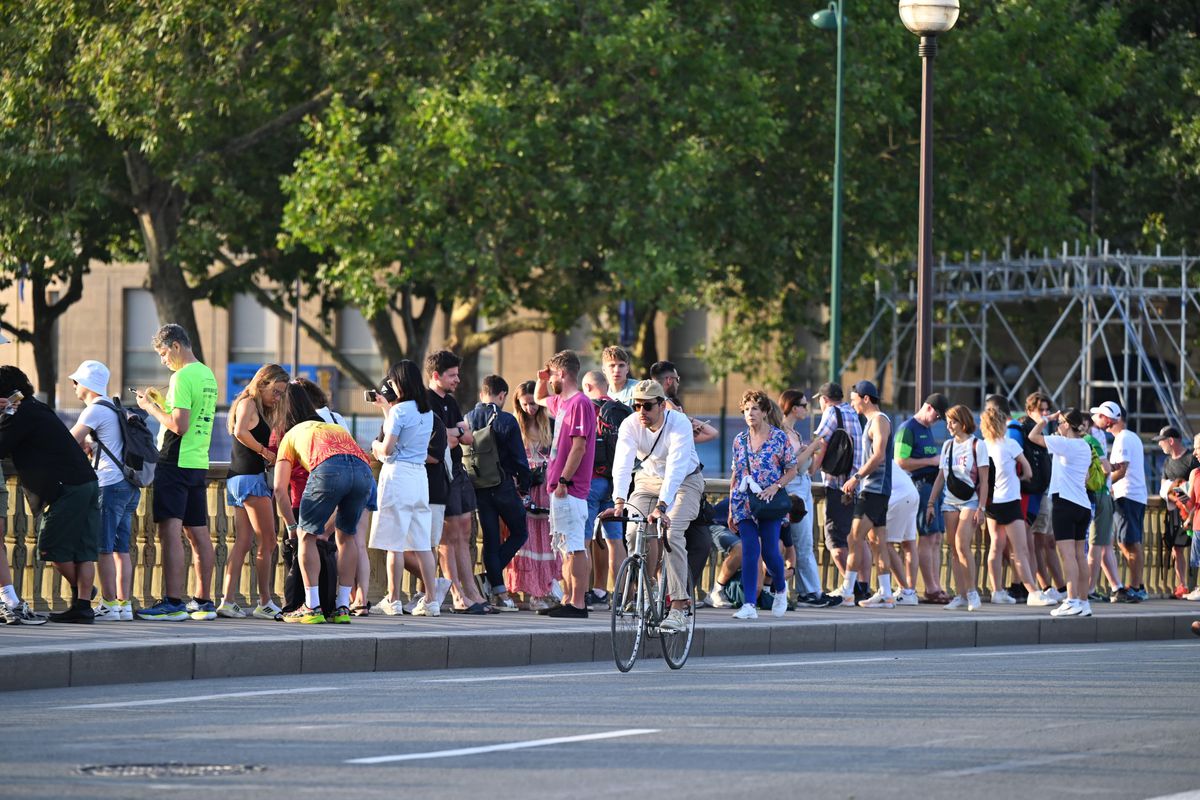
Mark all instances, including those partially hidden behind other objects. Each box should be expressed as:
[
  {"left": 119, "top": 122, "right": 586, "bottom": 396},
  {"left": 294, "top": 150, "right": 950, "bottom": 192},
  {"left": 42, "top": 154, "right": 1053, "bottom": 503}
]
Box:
[{"left": 364, "top": 389, "right": 378, "bottom": 403}]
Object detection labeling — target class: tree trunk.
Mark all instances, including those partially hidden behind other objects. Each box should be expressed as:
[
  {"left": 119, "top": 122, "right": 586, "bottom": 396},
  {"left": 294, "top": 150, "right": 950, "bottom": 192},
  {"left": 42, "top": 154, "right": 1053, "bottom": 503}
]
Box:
[
  {"left": 24, "top": 265, "right": 87, "bottom": 408},
  {"left": 395, "top": 287, "right": 437, "bottom": 364},
  {"left": 632, "top": 305, "right": 659, "bottom": 376},
  {"left": 367, "top": 307, "right": 404, "bottom": 373},
  {"left": 448, "top": 297, "right": 481, "bottom": 407},
  {"left": 124, "top": 151, "right": 204, "bottom": 362}
]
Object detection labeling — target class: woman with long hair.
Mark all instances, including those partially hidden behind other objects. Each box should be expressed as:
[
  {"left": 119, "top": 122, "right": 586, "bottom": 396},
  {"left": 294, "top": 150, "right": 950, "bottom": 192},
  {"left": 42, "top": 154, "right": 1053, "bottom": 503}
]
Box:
[
  {"left": 220, "top": 363, "right": 288, "bottom": 619},
  {"left": 927, "top": 405, "right": 989, "bottom": 611},
  {"left": 505, "top": 380, "right": 561, "bottom": 609},
  {"left": 368, "top": 360, "right": 440, "bottom": 617},
  {"left": 980, "top": 408, "right": 1057, "bottom": 607},
  {"left": 1028, "top": 408, "right": 1095, "bottom": 617}
]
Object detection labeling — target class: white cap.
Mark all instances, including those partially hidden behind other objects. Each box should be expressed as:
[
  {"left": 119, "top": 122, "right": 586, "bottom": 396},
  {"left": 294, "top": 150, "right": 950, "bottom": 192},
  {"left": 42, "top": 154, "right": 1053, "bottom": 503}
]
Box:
[
  {"left": 1089, "top": 400, "right": 1122, "bottom": 420},
  {"left": 68, "top": 360, "right": 110, "bottom": 397}
]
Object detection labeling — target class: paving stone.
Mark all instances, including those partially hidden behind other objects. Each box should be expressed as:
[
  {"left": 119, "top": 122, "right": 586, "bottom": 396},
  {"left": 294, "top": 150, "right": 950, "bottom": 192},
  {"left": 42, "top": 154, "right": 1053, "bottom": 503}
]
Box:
[
  {"left": 375, "top": 635, "right": 448, "bottom": 672},
  {"left": 769, "top": 622, "right": 836, "bottom": 654},
  {"left": 447, "top": 632, "right": 530, "bottom": 669},
  {"left": 301, "top": 635, "right": 376, "bottom": 674},
  {"left": 72, "top": 643, "right": 193, "bottom": 687},
  {"left": 194, "top": 638, "right": 302, "bottom": 680}
]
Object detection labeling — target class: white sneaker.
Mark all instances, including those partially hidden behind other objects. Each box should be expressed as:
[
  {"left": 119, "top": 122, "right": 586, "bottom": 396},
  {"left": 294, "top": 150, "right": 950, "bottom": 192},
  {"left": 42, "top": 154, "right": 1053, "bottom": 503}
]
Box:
[
  {"left": 732, "top": 603, "right": 758, "bottom": 620},
  {"left": 119, "top": 600, "right": 134, "bottom": 621},
  {"left": 1026, "top": 590, "right": 1057, "bottom": 607},
  {"left": 433, "top": 578, "right": 452, "bottom": 606},
  {"left": 1184, "top": 586, "right": 1200, "bottom": 601},
  {"left": 990, "top": 589, "right": 1017, "bottom": 605},
  {"left": 412, "top": 597, "right": 440, "bottom": 617},
  {"left": 706, "top": 585, "right": 734, "bottom": 609},
  {"left": 659, "top": 608, "right": 686, "bottom": 632},
  {"left": 1078, "top": 600, "right": 1093, "bottom": 617},
  {"left": 402, "top": 593, "right": 423, "bottom": 614},
  {"left": 381, "top": 598, "right": 403, "bottom": 616},
  {"left": 93, "top": 602, "right": 121, "bottom": 622},
  {"left": 1044, "top": 587, "right": 1065, "bottom": 602},
  {"left": 829, "top": 584, "right": 853, "bottom": 600},
  {"left": 895, "top": 589, "right": 919, "bottom": 606},
  {"left": 492, "top": 596, "right": 519, "bottom": 612},
  {"left": 1051, "top": 599, "right": 1083, "bottom": 617},
  {"left": 252, "top": 601, "right": 282, "bottom": 620},
  {"left": 859, "top": 590, "right": 895, "bottom": 609},
  {"left": 216, "top": 601, "right": 246, "bottom": 619},
  {"left": 967, "top": 591, "right": 982, "bottom": 612},
  {"left": 945, "top": 595, "right": 967, "bottom": 610},
  {"left": 771, "top": 590, "right": 788, "bottom": 617}
]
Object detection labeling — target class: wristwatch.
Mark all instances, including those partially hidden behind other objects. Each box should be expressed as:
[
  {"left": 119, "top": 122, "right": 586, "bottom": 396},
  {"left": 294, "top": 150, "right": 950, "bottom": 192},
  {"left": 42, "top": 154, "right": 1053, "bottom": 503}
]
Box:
[
  {"left": 558, "top": 477, "right": 574, "bottom": 487},
  {"left": 656, "top": 501, "right": 669, "bottom": 512}
]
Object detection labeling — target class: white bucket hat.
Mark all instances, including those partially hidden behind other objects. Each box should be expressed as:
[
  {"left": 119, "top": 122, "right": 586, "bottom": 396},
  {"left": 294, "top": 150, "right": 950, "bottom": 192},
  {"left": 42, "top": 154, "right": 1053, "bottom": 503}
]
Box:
[{"left": 69, "top": 360, "right": 110, "bottom": 397}]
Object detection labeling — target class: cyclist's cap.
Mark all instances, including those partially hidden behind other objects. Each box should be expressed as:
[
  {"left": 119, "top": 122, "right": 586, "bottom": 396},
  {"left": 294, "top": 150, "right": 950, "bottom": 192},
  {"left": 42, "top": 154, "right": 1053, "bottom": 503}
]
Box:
[{"left": 630, "top": 380, "right": 666, "bottom": 401}]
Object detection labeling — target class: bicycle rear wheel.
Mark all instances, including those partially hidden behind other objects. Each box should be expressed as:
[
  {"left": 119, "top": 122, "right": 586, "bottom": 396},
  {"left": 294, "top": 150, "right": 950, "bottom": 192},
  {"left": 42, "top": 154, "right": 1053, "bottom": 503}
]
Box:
[
  {"left": 661, "top": 572, "right": 696, "bottom": 670},
  {"left": 611, "top": 557, "right": 648, "bottom": 672}
]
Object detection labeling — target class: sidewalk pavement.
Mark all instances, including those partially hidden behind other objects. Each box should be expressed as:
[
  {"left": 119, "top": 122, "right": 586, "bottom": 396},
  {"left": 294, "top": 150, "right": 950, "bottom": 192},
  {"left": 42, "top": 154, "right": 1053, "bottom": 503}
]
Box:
[{"left": 2, "top": 601, "right": 1197, "bottom": 692}]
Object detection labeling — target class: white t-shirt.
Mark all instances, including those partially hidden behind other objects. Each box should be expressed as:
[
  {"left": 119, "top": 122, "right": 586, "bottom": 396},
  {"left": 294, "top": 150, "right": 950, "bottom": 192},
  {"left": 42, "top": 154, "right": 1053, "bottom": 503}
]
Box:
[
  {"left": 1110, "top": 428, "right": 1147, "bottom": 502},
  {"left": 987, "top": 438, "right": 1024, "bottom": 503},
  {"left": 317, "top": 406, "right": 348, "bottom": 428},
  {"left": 77, "top": 400, "right": 124, "bottom": 487},
  {"left": 1044, "top": 434, "right": 1092, "bottom": 510},
  {"left": 940, "top": 437, "right": 988, "bottom": 491},
  {"left": 889, "top": 461, "right": 918, "bottom": 507}
]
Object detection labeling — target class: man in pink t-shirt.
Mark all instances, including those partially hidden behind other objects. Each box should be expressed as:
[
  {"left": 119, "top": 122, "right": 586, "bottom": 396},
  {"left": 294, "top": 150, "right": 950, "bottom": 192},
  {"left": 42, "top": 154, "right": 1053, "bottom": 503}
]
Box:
[{"left": 536, "top": 350, "right": 596, "bottom": 618}]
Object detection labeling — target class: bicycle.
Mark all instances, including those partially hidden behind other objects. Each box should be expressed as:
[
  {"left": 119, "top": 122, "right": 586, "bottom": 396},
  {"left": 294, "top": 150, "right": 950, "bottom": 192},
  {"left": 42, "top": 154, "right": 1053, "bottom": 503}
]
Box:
[{"left": 601, "top": 511, "right": 696, "bottom": 672}]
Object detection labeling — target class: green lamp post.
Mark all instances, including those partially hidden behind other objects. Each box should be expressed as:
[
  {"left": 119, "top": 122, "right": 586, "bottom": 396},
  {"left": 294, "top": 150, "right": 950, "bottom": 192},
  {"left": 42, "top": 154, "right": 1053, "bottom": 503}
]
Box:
[{"left": 812, "top": 2, "right": 845, "bottom": 384}]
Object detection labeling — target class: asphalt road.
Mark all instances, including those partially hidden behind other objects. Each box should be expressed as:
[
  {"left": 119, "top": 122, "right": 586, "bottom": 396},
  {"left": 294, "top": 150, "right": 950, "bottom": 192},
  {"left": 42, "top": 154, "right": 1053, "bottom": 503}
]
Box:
[{"left": 3, "top": 641, "right": 1199, "bottom": 799}]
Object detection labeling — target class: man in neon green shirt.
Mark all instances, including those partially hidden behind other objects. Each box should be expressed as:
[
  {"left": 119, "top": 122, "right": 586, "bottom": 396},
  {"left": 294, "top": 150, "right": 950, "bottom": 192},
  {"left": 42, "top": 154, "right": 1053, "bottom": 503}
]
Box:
[{"left": 135, "top": 324, "right": 219, "bottom": 621}]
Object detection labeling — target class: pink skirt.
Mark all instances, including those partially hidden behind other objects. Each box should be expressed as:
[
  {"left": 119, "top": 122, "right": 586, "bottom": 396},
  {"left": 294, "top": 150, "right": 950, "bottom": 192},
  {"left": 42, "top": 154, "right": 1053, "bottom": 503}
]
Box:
[{"left": 503, "top": 479, "right": 561, "bottom": 596}]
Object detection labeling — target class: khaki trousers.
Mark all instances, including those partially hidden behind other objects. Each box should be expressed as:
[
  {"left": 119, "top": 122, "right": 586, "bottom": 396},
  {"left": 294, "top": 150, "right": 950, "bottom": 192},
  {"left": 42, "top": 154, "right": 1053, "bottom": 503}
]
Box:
[{"left": 625, "top": 470, "right": 705, "bottom": 599}]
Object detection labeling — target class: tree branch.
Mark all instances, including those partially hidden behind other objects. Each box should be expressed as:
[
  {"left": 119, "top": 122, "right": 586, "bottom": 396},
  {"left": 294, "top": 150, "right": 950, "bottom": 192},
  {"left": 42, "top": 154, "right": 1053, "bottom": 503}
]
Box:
[
  {"left": 191, "top": 251, "right": 265, "bottom": 299},
  {"left": 204, "top": 87, "right": 335, "bottom": 162},
  {"left": 456, "top": 315, "right": 555, "bottom": 358}
]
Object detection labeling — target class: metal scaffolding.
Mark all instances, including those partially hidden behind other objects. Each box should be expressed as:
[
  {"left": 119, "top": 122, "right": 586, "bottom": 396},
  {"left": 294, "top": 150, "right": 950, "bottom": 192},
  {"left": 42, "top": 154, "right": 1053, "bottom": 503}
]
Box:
[{"left": 843, "top": 241, "right": 1200, "bottom": 436}]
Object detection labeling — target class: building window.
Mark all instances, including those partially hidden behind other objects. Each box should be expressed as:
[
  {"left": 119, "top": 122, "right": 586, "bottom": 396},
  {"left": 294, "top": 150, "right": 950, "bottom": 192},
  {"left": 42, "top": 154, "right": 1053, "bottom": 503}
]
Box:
[
  {"left": 123, "top": 289, "right": 164, "bottom": 389},
  {"left": 337, "top": 307, "right": 383, "bottom": 378},
  {"left": 228, "top": 293, "right": 279, "bottom": 367}
]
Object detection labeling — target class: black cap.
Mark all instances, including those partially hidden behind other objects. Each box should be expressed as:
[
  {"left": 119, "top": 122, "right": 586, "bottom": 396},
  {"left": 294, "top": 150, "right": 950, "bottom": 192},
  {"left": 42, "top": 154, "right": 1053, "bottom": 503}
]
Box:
[
  {"left": 923, "top": 393, "right": 950, "bottom": 417},
  {"left": 1152, "top": 425, "right": 1182, "bottom": 442}
]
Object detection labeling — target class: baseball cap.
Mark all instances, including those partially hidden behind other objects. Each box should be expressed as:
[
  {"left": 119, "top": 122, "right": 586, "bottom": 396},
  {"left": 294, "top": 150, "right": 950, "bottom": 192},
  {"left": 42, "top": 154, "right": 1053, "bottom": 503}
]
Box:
[
  {"left": 630, "top": 380, "right": 665, "bottom": 402},
  {"left": 923, "top": 392, "right": 950, "bottom": 417},
  {"left": 1152, "top": 425, "right": 1182, "bottom": 442},
  {"left": 851, "top": 380, "right": 880, "bottom": 401},
  {"left": 68, "top": 360, "right": 110, "bottom": 397},
  {"left": 1089, "top": 400, "right": 1122, "bottom": 420}
]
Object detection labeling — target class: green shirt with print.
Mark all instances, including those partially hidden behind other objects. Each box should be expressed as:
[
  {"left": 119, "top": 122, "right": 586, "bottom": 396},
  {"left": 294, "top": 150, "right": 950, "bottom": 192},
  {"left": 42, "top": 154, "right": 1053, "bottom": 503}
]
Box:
[{"left": 158, "top": 361, "right": 218, "bottom": 469}]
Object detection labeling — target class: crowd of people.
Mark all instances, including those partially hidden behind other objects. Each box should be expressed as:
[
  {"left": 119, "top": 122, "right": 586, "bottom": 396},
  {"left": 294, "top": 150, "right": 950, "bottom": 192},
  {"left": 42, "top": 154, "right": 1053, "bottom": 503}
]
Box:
[{"left": 1, "top": 325, "right": 1197, "bottom": 627}]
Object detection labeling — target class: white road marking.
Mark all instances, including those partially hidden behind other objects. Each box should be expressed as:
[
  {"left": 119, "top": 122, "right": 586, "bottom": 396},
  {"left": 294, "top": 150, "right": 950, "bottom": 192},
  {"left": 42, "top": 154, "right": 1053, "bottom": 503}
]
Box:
[
  {"left": 346, "top": 728, "right": 660, "bottom": 764},
  {"left": 935, "top": 751, "right": 1090, "bottom": 777},
  {"left": 950, "top": 647, "right": 1112, "bottom": 658},
  {"left": 1141, "top": 791, "right": 1200, "bottom": 800},
  {"left": 54, "top": 687, "right": 327, "bottom": 710}
]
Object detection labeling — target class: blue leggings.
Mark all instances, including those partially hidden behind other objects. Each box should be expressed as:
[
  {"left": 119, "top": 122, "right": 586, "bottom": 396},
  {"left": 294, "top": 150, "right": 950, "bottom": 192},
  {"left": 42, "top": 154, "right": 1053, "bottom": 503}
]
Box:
[{"left": 738, "top": 518, "right": 787, "bottom": 605}]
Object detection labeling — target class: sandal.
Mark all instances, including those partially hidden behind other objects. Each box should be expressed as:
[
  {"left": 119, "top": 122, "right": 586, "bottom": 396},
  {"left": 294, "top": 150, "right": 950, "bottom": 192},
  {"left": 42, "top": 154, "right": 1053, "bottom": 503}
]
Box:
[
  {"left": 457, "top": 602, "right": 490, "bottom": 615},
  {"left": 350, "top": 603, "right": 370, "bottom": 617}
]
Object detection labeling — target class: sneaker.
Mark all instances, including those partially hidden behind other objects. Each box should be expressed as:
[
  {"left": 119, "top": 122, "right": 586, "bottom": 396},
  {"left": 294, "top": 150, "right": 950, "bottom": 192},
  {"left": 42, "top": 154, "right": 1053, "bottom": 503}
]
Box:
[
  {"left": 853, "top": 582, "right": 871, "bottom": 605},
  {"left": 967, "top": 591, "right": 982, "bottom": 612},
  {"left": 119, "top": 600, "right": 133, "bottom": 621},
  {"left": 1132, "top": 586, "right": 1149, "bottom": 602},
  {"left": 282, "top": 605, "right": 325, "bottom": 624},
  {"left": 189, "top": 600, "right": 217, "bottom": 621},
  {"left": 1111, "top": 587, "right": 1138, "bottom": 604},
  {"left": 1050, "top": 599, "right": 1083, "bottom": 617},
  {"left": 1, "top": 600, "right": 46, "bottom": 625},
  {"left": 401, "top": 594, "right": 422, "bottom": 614},
  {"left": 1184, "top": 587, "right": 1200, "bottom": 601},
  {"left": 381, "top": 598, "right": 404, "bottom": 616},
  {"left": 1078, "top": 600, "right": 1093, "bottom": 617},
  {"left": 136, "top": 599, "right": 189, "bottom": 621},
  {"left": 771, "top": 589, "right": 789, "bottom": 617},
  {"left": 1174, "top": 585, "right": 1188, "bottom": 599},
  {"left": 990, "top": 589, "right": 1017, "bottom": 605},
  {"left": 93, "top": 602, "right": 121, "bottom": 622},
  {"left": 859, "top": 590, "right": 895, "bottom": 609},
  {"left": 252, "top": 601, "right": 282, "bottom": 620},
  {"left": 491, "top": 596, "right": 519, "bottom": 612},
  {"left": 1008, "top": 582, "right": 1028, "bottom": 601},
  {"left": 732, "top": 603, "right": 758, "bottom": 620},
  {"left": 331, "top": 605, "right": 352, "bottom": 624},
  {"left": 945, "top": 595, "right": 967, "bottom": 610},
  {"left": 659, "top": 608, "right": 686, "bottom": 632},
  {"left": 1043, "top": 587, "right": 1064, "bottom": 603},
  {"left": 545, "top": 603, "right": 588, "bottom": 618},
  {"left": 433, "top": 578, "right": 452, "bottom": 607},
  {"left": 527, "top": 596, "right": 550, "bottom": 612},
  {"left": 1026, "top": 590, "right": 1057, "bottom": 607},
  {"left": 895, "top": 589, "right": 919, "bottom": 606},
  {"left": 706, "top": 585, "right": 734, "bottom": 609},
  {"left": 216, "top": 601, "right": 246, "bottom": 619},
  {"left": 48, "top": 603, "right": 95, "bottom": 624},
  {"left": 1087, "top": 590, "right": 1107, "bottom": 602},
  {"left": 584, "top": 589, "right": 610, "bottom": 610}
]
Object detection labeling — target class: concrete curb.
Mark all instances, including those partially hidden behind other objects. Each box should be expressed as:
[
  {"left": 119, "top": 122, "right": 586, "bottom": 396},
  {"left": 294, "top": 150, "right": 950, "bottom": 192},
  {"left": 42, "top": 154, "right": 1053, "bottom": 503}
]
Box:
[{"left": 3, "top": 611, "right": 1197, "bottom": 692}]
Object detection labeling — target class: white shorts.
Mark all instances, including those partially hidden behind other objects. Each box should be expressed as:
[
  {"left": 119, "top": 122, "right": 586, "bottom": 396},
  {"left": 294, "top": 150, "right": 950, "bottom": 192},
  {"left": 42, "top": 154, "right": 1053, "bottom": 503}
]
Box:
[
  {"left": 887, "top": 492, "right": 919, "bottom": 543},
  {"left": 550, "top": 494, "right": 588, "bottom": 554},
  {"left": 430, "top": 504, "right": 446, "bottom": 549}
]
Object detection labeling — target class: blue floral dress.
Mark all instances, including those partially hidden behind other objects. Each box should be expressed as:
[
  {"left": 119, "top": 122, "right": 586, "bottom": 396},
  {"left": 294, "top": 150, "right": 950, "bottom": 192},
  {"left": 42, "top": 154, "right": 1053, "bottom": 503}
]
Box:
[{"left": 730, "top": 426, "right": 797, "bottom": 525}]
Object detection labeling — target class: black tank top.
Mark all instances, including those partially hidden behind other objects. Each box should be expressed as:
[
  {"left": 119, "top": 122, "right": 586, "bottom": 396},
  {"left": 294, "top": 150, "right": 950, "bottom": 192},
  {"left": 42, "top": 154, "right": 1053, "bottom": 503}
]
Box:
[{"left": 227, "top": 410, "right": 272, "bottom": 477}]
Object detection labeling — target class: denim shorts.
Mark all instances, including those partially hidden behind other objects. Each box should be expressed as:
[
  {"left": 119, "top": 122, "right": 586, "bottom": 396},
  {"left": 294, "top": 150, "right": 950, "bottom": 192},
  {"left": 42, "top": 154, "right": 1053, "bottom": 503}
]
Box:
[
  {"left": 99, "top": 480, "right": 141, "bottom": 554},
  {"left": 586, "top": 476, "right": 623, "bottom": 540},
  {"left": 1114, "top": 497, "right": 1146, "bottom": 545},
  {"left": 298, "top": 455, "right": 375, "bottom": 536},
  {"left": 226, "top": 473, "right": 272, "bottom": 509}
]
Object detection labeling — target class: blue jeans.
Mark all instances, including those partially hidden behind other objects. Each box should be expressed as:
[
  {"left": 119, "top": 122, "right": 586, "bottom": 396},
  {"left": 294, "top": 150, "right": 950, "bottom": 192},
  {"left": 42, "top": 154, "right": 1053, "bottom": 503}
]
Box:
[
  {"left": 738, "top": 518, "right": 786, "bottom": 604},
  {"left": 99, "top": 480, "right": 140, "bottom": 554},
  {"left": 476, "top": 479, "right": 528, "bottom": 593},
  {"left": 299, "top": 455, "right": 374, "bottom": 535},
  {"left": 586, "top": 477, "right": 622, "bottom": 540},
  {"left": 916, "top": 478, "right": 945, "bottom": 535}
]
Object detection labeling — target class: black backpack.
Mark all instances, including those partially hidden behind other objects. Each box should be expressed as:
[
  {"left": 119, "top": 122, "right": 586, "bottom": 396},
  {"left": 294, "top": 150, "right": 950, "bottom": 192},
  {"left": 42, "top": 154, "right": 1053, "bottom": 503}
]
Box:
[
  {"left": 822, "top": 406, "right": 854, "bottom": 477},
  {"left": 592, "top": 398, "right": 633, "bottom": 478},
  {"left": 1019, "top": 417, "right": 1052, "bottom": 494},
  {"left": 92, "top": 398, "right": 159, "bottom": 488}
]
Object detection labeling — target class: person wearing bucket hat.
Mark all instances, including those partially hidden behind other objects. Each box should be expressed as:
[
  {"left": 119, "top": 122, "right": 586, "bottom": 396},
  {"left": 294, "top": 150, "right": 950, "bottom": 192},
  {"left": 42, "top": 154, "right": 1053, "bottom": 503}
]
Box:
[{"left": 68, "top": 360, "right": 141, "bottom": 622}]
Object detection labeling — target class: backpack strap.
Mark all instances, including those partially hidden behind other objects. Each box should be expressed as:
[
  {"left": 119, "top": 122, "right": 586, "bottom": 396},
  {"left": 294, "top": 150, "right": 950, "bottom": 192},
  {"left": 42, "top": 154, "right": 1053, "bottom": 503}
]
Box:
[
  {"left": 90, "top": 398, "right": 129, "bottom": 474},
  {"left": 833, "top": 406, "right": 844, "bottom": 430}
]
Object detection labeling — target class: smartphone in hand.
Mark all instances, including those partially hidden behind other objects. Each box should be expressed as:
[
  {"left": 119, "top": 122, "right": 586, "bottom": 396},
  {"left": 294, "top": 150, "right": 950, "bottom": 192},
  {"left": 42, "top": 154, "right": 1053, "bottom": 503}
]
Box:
[{"left": 364, "top": 389, "right": 378, "bottom": 403}]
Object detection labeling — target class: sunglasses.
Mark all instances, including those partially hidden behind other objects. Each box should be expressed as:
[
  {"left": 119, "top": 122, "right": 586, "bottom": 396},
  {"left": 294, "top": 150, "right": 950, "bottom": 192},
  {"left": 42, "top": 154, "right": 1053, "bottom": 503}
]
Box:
[{"left": 631, "top": 401, "right": 659, "bottom": 411}]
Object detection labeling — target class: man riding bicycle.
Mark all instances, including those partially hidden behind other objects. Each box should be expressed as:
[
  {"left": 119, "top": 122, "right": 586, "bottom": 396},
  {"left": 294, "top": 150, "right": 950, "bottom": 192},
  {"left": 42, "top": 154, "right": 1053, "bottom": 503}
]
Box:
[{"left": 603, "top": 380, "right": 705, "bottom": 633}]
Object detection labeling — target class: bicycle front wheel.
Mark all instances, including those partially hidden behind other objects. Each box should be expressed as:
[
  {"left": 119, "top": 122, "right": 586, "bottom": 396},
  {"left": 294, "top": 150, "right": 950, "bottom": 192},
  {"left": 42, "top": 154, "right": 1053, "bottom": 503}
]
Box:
[
  {"left": 611, "top": 556, "right": 648, "bottom": 672},
  {"left": 661, "top": 571, "right": 696, "bottom": 670}
]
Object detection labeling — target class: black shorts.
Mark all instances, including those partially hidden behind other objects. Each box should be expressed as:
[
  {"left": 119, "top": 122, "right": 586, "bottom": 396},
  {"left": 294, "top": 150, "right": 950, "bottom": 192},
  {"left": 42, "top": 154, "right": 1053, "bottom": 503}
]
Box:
[
  {"left": 38, "top": 481, "right": 101, "bottom": 563},
  {"left": 1050, "top": 494, "right": 1091, "bottom": 541},
  {"left": 986, "top": 499, "right": 1023, "bottom": 526},
  {"left": 823, "top": 487, "right": 854, "bottom": 550},
  {"left": 853, "top": 491, "right": 889, "bottom": 527},
  {"left": 152, "top": 463, "right": 209, "bottom": 527},
  {"left": 445, "top": 465, "right": 478, "bottom": 517},
  {"left": 1167, "top": 521, "right": 1191, "bottom": 549}
]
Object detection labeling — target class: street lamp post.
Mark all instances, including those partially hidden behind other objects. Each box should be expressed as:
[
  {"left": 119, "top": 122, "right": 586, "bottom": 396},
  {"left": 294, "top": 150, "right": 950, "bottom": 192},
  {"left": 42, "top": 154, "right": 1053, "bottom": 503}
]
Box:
[
  {"left": 898, "top": 0, "right": 958, "bottom": 403},
  {"left": 811, "top": 2, "right": 845, "bottom": 384}
]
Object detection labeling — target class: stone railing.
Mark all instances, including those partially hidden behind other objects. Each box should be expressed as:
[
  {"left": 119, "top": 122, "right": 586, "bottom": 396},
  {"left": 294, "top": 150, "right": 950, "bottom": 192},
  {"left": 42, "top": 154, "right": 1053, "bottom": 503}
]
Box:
[{"left": 2, "top": 470, "right": 1187, "bottom": 610}]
